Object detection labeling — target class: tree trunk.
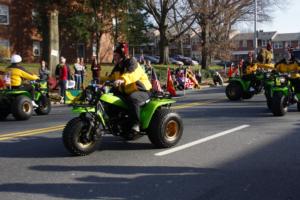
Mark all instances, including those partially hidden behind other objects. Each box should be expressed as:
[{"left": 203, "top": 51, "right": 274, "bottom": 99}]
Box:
[
  {"left": 48, "top": 9, "right": 59, "bottom": 77},
  {"left": 96, "top": 33, "right": 101, "bottom": 65},
  {"left": 180, "top": 36, "right": 184, "bottom": 56},
  {"left": 159, "top": 30, "right": 170, "bottom": 64}
]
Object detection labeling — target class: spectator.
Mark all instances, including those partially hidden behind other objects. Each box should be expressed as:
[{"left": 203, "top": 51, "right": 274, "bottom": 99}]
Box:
[
  {"left": 39, "top": 60, "right": 50, "bottom": 81},
  {"left": 195, "top": 70, "right": 202, "bottom": 83},
  {"left": 144, "top": 60, "right": 152, "bottom": 79},
  {"left": 57, "top": 56, "right": 68, "bottom": 103},
  {"left": 74, "top": 57, "right": 83, "bottom": 90},
  {"left": 80, "top": 57, "right": 86, "bottom": 87},
  {"left": 91, "top": 57, "right": 101, "bottom": 83},
  {"left": 0, "top": 70, "right": 5, "bottom": 89}
]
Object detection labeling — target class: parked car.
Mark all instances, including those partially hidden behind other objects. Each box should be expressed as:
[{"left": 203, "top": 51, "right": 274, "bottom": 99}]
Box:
[
  {"left": 144, "top": 55, "right": 160, "bottom": 64},
  {"left": 169, "top": 57, "right": 184, "bottom": 65},
  {"left": 172, "top": 55, "right": 199, "bottom": 66}
]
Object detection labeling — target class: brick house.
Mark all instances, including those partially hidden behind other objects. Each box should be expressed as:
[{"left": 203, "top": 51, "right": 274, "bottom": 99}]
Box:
[
  {"left": 231, "top": 31, "right": 300, "bottom": 62},
  {"left": 0, "top": 0, "right": 113, "bottom": 64},
  {"left": 272, "top": 33, "right": 300, "bottom": 61},
  {"left": 231, "top": 31, "right": 277, "bottom": 62}
]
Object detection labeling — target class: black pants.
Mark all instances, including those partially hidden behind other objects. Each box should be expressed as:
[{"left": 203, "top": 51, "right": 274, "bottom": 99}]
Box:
[
  {"left": 290, "top": 78, "right": 300, "bottom": 93},
  {"left": 242, "top": 74, "right": 257, "bottom": 88},
  {"left": 125, "top": 91, "right": 151, "bottom": 124},
  {"left": 12, "top": 84, "right": 35, "bottom": 99}
]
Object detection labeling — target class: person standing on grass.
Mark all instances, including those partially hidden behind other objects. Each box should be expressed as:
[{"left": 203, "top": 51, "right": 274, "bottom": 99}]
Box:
[
  {"left": 74, "top": 58, "right": 83, "bottom": 90},
  {"left": 39, "top": 60, "right": 50, "bottom": 81},
  {"left": 57, "top": 57, "right": 68, "bottom": 103},
  {"left": 80, "top": 57, "right": 86, "bottom": 88},
  {"left": 91, "top": 57, "right": 101, "bottom": 83}
]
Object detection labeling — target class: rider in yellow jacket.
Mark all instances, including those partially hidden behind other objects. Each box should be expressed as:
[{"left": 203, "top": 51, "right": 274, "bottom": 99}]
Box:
[
  {"left": 108, "top": 42, "right": 152, "bottom": 132},
  {"left": 275, "top": 47, "right": 300, "bottom": 101},
  {"left": 5, "top": 55, "right": 39, "bottom": 106}
]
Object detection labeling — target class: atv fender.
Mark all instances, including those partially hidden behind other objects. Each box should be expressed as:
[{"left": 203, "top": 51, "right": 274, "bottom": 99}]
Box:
[
  {"left": 229, "top": 78, "right": 249, "bottom": 92},
  {"left": 271, "top": 87, "right": 289, "bottom": 97},
  {"left": 140, "top": 98, "right": 176, "bottom": 129}
]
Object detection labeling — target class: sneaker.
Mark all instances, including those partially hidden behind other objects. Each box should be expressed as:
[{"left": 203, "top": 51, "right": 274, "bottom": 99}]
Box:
[
  {"left": 131, "top": 123, "right": 140, "bottom": 132},
  {"left": 293, "top": 95, "right": 299, "bottom": 102},
  {"left": 249, "top": 87, "right": 255, "bottom": 92},
  {"left": 32, "top": 101, "right": 39, "bottom": 108}
]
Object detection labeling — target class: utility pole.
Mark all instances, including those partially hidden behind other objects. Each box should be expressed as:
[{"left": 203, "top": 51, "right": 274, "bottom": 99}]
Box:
[
  {"left": 49, "top": 9, "right": 59, "bottom": 77},
  {"left": 254, "top": 0, "right": 258, "bottom": 57}
]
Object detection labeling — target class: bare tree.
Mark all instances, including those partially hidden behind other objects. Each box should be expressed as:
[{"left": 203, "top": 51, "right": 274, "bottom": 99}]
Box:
[
  {"left": 188, "top": 0, "right": 286, "bottom": 69},
  {"left": 142, "top": 0, "right": 195, "bottom": 64}
]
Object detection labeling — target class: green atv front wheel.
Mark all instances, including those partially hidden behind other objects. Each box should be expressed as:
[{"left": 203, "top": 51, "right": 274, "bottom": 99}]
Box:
[
  {"left": 63, "top": 117, "right": 102, "bottom": 156},
  {"left": 35, "top": 95, "right": 51, "bottom": 115},
  {"left": 147, "top": 109, "right": 183, "bottom": 148},
  {"left": 242, "top": 92, "right": 254, "bottom": 99},
  {"left": 271, "top": 92, "right": 288, "bottom": 116}
]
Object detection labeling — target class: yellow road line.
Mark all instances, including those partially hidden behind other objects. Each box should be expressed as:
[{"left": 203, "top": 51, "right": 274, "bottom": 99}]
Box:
[
  {"left": 0, "top": 127, "right": 64, "bottom": 141},
  {"left": 0, "top": 99, "right": 223, "bottom": 141},
  {"left": 0, "top": 124, "right": 65, "bottom": 138},
  {"left": 173, "top": 99, "right": 222, "bottom": 110}
]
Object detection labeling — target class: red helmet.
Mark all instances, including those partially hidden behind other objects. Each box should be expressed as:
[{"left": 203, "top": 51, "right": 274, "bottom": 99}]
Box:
[
  {"left": 267, "top": 42, "right": 272, "bottom": 50},
  {"left": 114, "top": 42, "right": 129, "bottom": 58}
]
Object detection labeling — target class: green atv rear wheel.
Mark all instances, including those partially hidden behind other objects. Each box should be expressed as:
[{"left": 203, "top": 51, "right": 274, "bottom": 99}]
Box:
[
  {"left": 0, "top": 108, "right": 10, "bottom": 120},
  {"left": 147, "top": 109, "right": 183, "bottom": 148},
  {"left": 11, "top": 95, "right": 33, "bottom": 120},
  {"left": 226, "top": 82, "right": 242, "bottom": 100}
]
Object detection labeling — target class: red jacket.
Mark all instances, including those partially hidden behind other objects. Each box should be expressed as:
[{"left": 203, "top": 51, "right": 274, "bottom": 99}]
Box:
[{"left": 60, "top": 65, "right": 68, "bottom": 81}]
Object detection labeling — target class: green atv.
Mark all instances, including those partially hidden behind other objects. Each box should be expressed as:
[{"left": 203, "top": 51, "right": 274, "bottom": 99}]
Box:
[
  {"left": 270, "top": 73, "right": 300, "bottom": 116},
  {"left": 0, "top": 80, "right": 51, "bottom": 120},
  {"left": 226, "top": 70, "right": 265, "bottom": 100},
  {"left": 63, "top": 82, "right": 184, "bottom": 156}
]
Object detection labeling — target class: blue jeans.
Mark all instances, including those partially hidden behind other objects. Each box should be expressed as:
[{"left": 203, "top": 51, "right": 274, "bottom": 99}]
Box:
[
  {"left": 74, "top": 74, "right": 82, "bottom": 90},
  {"left": 59, "top": 80, "right": 67, "bottom": 103}
]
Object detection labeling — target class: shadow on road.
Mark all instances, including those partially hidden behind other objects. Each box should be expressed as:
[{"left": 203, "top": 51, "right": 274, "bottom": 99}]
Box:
[
  {"left": 0, "top": 136, "right": 154, "bottom": 159},
  {"left": 0, "top": 121, "right": 299, "bottom": 199}
]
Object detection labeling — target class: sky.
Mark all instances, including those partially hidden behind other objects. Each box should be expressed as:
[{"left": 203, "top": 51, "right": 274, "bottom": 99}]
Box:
[
  {"left": 260, "top": 0, "right": 300, "bottom": 33},
  {"left": 235, "top": 0, "right": 300, "bottom": 33}
]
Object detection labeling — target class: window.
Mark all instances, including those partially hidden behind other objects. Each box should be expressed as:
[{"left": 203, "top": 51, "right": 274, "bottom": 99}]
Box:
[
  {"left": 262, "top": 40, "right": 267, "bottom": 47},
  {"left": 242, "top": 40, "right": 247, "bottom": 48},
  {"left": 33, "top": 41, "right": 41, "bottom": 56},
  {"left": 285, "top": 41, "right": 291, "bottom": 48},
  {"left": 0, "top": 4, "right": 9, "bottom": 25},
  {"left": 274, "top": 42, "right": 283, "bottom": 49}
]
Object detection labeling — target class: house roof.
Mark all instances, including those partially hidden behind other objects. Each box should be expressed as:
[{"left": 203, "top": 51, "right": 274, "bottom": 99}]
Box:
[
  {"left": 273, "top": 33, "right": 300, "bottom": 41},
  {"left": 232, "top": 31, "right": 277, "bottom": 41}
]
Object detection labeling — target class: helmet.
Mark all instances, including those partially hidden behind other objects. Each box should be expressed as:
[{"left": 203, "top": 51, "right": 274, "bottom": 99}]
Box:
[
  {"left": 11, "top": 54, "right": 22, "bottom": 64},
  {"left": 114, "top": 42, "right": 129, "bottom": 58}
]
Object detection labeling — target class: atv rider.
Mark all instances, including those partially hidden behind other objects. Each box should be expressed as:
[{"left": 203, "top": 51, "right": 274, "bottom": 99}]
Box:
[
  {"left": 243, "top": 51, "right": 259, "bottom": 92},
  {"left": 5, "top": 54, "right": 39, "bottom": 107},
  {"left": 107, "top": 42, "right": 152, "bottom": 132},
  {"left": 275, "top": 47, "right": 300, "bottom": 101}
]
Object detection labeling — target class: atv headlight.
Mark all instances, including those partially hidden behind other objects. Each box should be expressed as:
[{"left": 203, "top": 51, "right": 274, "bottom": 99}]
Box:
[
  {"left": 84, "top": 88, "right": 93, "bottom": 102},
  {"left": 275, "top": 77, "right": 286, "bottom": 86}
]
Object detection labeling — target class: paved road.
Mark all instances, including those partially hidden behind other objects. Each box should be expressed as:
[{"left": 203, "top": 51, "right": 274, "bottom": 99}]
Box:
[{"left": 0, "top": 87, "right": 300, "bottom": 200}]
